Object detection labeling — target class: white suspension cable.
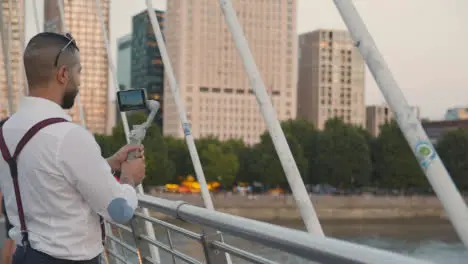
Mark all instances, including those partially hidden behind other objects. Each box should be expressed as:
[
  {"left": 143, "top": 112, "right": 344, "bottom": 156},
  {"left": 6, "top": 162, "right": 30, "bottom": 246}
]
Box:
[
  {"left": 32, "top": 0, "right": 41, "bottom": 33},
  {"left": 93, "top": 1, "right": 160, "bottom": 263},
  {"left": 145, "top": 1, "right": 233, "bottom": 263},
  {"left": 218, "top": 0, "right": 324, "bottom": 236},
  {"left": 11, "top": 0, "right": 28, "bottom": 96},
  {"left": 0, "top": 1, "right": 14, "bottom": 115},
  {"left": 333, "top": 0, "right": 468, "bottom": 249},
  {"left": 145, "top": 0, "right": 216, "bottom": 217},
  {"left": 56, "top": 0, "right": 86, "bottom": 128}
]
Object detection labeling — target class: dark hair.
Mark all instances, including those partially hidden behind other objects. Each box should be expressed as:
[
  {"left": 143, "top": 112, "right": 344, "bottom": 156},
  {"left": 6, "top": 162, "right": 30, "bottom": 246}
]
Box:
[{"left": 23, "top": 32, "right": 80, "bottom": 88}]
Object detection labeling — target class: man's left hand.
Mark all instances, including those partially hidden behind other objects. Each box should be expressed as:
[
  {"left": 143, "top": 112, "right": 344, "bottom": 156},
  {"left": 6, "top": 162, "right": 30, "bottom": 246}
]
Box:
[{"left": 107, "top": 144, "right": 145, "bottom": 172}]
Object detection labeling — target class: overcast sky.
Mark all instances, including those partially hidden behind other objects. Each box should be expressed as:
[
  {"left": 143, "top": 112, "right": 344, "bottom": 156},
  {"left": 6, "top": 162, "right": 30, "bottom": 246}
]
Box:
[{"left": 24, "top": 0, "right": 468, "bottom": 120}]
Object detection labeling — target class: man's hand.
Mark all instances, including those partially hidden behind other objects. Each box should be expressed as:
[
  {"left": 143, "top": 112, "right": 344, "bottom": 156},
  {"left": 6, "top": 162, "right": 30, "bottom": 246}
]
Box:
[
  {"left": 120, "top": 158, "right": 146, "bottom": 187},
  {"left": 107, "top": 144, "right": 144, "bottom": 172}
]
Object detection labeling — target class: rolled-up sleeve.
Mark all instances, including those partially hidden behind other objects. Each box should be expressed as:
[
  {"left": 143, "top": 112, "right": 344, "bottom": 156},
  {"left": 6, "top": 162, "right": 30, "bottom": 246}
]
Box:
[{"left": 57, "top": 126, "right": 138, "bottom": 224}]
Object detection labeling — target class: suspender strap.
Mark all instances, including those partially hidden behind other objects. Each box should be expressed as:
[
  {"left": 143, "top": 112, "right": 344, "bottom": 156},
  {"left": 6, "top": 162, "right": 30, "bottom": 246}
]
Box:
[
  {"left": 0, "top": 119, "right": 7, "bottom": 127},
  {"left": 0, "top": 118, "right": 68, "bottom": 247},
  {"left": 100, "top": 216, "right": 106, "bottom": 245}
]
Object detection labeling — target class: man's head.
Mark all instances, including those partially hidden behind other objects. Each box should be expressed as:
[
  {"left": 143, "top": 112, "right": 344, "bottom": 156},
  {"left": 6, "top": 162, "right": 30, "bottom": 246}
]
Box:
[{"left": 24, "top": 32, "right": 82, "bottom": 109}]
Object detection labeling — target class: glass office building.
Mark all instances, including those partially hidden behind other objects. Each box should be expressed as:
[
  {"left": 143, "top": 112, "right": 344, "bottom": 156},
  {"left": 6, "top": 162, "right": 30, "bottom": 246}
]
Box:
[
  {"left": 131, "top": 9, "right": 165, "bottom": 128},
  {"left": 117, "top": 34, "right": 132, "bottom": 90}
]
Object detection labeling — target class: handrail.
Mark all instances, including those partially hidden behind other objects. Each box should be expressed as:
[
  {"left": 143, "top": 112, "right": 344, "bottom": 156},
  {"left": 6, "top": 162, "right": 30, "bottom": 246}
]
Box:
[{"left": 137, "top": 194, "right": 430, "bottom": 264}]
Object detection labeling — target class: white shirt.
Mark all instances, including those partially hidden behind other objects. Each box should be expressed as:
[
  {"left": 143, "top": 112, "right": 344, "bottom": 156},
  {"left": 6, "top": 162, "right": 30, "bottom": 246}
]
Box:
[{"left": 0, "top": 97, "right": 138, "bottom": 260}]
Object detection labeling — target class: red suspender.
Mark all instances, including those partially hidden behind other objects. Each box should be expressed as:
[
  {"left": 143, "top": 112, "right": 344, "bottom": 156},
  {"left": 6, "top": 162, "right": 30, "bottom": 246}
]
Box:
[
  {"left": 0, "top": 118, "right": 108, "bottom": 247},
  {"left": 0, "top": 118, "right": 68, "bottom": 247}
]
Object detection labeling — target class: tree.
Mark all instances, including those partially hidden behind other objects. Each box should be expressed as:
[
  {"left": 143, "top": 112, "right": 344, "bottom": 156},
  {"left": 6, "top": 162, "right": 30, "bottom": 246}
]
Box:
[
  {"left": 437, "top": 129, "right": 468, "bottom": 190},
  {"left": 199, "top": 142, "right": 239, "bottom": 187},
  {"left": 94, "top": 134, "right": 116, "bottom": 158},
  {"left": 236, "top": 146, "right": 263, "bottom": 183},
  {"left": 222, "top": 139, "right": 246, "bottom": 157},
  {"left": 356, "top": 126, "right": 373, "bottom": 146},
  {"left": 255, "top": 130, "right": 309, "bottom": 187},
  {"left": 165, "top": 137, "right": 192, "bottom": 181},
  {"left": 314, "top": 118, "right": 372, "bottom": 188},
  {"left": 279, "top": 119, "right": 319, "bottom": 183},
  {"left": 280, "top": 119, "right": 316, "bottom": 145},
  {"left": 372, "top": 121, "right": 427, "bottom": 189}
]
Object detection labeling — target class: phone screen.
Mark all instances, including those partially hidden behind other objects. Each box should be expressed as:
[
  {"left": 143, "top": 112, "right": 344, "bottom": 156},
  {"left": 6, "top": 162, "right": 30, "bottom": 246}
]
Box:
[{"left": 117, "top": 89, "right": 147, "bottom": 112}]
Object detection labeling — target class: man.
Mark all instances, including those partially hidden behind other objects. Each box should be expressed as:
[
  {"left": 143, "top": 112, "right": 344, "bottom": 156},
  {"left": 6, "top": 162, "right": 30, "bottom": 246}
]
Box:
[{"left": 0, "top": 32, "right": 146, "bottom": 264}]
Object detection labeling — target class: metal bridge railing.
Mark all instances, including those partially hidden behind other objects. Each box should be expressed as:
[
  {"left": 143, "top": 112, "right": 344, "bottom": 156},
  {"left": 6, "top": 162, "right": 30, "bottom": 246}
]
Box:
[{"left": 103, "top": 194, "right": 431, "bottom": 264}]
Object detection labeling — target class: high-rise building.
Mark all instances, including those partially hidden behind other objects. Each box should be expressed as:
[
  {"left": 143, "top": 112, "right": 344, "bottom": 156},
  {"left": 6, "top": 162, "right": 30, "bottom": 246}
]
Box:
[
  {"left": 297, "top": 29, "right": 365, "bottom": 130},
  {"left": 114, "top": 34, "right": 132, "bottom": 127},
  {"left": 131, "top": 9, "right": 165, "bottom": 128},
  {"left": 43, "top": 0, "right": 110, "bottom": 134},
  {"left": 366, "top": 104, "right": 421, "bottom": 136},
  {"left": 423, "top": 120, "right": 468, "bottom": 144},
  {"left": 164, "top": 0, "right": 297, "bottom": 145},
  {"left": 0, "top": 0, "right": 26, "bottom": 118},
  {"left": 117, "top": 34, "right": 132, "bottom": 91},
  {"left": 445, "top": 107, "right": 468, "bottom": 120},
  {"left": 366, "top": 105, "right": 392, "bottom": 137}
]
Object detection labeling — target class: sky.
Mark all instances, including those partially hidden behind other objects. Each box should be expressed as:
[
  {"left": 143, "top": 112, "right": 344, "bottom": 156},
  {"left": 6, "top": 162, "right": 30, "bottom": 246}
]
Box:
[{"left": 24, "top": 0, "right": 468, "bottom": 120}]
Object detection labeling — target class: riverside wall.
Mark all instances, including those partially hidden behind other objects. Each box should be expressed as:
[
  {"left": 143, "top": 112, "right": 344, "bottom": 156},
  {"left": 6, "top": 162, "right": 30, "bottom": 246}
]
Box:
[{"left": 146, "top": 192, "right": 450, "bottom": 221}]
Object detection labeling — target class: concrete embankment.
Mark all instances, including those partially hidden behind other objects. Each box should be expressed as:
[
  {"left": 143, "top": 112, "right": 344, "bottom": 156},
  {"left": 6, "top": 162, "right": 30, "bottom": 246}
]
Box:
[{"left": 146, "top": 192, "right": 449, "bottom": 221}]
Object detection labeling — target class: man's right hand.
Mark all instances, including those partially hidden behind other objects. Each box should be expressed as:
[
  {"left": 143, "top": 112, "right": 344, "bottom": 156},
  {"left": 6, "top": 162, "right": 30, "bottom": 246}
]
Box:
[{"left": 120, "top": 158, "right": 146, "bottom": 187}]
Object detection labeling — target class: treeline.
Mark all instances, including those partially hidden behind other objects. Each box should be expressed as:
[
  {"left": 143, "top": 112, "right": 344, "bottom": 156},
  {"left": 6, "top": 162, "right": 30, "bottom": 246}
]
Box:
[{"left": 94, "top": 112, "right": 468, "bottom": 191}]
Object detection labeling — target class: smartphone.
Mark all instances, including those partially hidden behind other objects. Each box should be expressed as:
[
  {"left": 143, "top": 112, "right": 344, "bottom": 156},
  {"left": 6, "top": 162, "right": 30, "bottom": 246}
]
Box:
[{"left": 117, "top": 88, "right": 147, "bottom": 112}]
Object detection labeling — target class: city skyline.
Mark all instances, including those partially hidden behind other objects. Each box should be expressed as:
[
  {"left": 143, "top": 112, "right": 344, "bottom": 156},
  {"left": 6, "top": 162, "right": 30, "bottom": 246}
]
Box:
[{"left": 14, "top": 0, "right": 468, "bottom": 121}]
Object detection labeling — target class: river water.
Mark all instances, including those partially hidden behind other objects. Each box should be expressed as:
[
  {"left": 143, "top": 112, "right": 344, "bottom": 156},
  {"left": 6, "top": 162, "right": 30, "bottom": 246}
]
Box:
[{"left": 111, "top": 217, "right": 467, "bottom": 264}]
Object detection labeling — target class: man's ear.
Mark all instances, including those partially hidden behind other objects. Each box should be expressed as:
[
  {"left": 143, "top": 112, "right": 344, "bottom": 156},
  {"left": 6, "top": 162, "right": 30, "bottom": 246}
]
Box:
[{"left": 56, "top": 66, "right": 68, "bottom": 84}]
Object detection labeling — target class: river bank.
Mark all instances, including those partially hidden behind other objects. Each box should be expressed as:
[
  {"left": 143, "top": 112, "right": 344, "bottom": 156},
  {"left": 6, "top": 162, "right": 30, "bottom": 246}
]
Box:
[{"left": 147, "top": 192, "right": 450, "bottom": 221}]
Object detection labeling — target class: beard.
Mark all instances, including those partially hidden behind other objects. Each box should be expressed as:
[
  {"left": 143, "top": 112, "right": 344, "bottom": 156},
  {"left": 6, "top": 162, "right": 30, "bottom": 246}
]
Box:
[{"left": 61, "top": 86, "right": 79, "bottom": 109}]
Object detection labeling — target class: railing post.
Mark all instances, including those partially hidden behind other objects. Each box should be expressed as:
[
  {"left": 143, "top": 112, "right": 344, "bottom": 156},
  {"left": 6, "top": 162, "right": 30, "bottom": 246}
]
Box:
[
  {"left": 130, "top": 210, "right": 153, "bottom": 264},
  {"left": 200, "top": 227, "right": 229, "bottom": 264}
]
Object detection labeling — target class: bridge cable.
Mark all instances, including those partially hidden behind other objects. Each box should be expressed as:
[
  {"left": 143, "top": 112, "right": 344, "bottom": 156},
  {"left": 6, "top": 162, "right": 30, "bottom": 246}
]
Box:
[
  {"left": 218, "top": 0, "right": 325, "bottom": 236},
  {"left": 145, "top": 1, "right": 234, "bottom": 263},
  {"left": 93, "top": 0, "right": 159, "bottom": 263},
  {"left": 31, "top": 0, "right": 41, "bottom": 33},
  {"left": 333, "top": 0, "right": 468, "bottom": 249}
]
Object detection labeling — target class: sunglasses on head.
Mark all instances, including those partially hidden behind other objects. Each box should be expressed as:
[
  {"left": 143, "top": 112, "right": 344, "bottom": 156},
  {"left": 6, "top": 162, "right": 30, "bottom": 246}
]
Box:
[{"left": 54, "top": 33, "right": 79, "bottom": 67}]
